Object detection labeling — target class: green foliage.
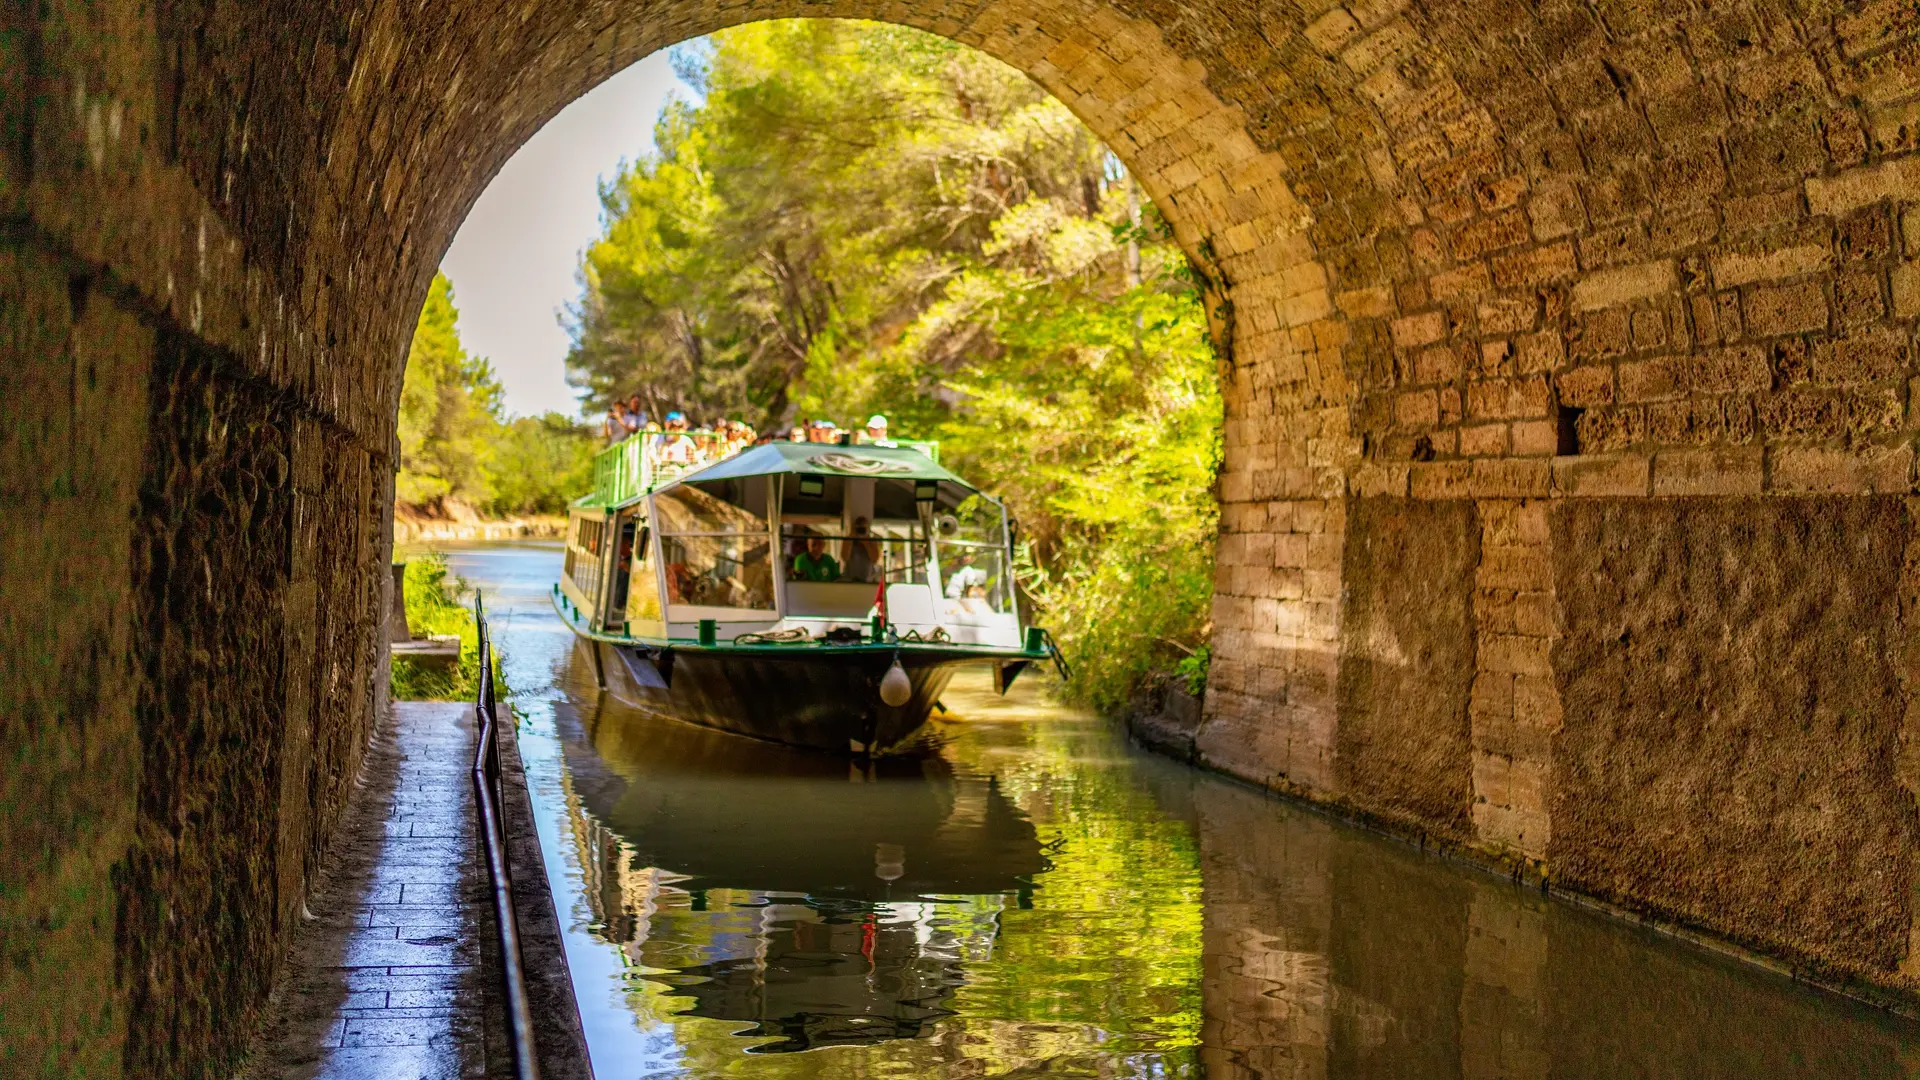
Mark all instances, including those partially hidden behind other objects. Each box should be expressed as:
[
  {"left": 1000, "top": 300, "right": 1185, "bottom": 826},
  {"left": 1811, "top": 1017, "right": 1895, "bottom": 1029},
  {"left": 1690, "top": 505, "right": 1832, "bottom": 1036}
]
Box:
[
  {"left": 389, "top": 553, "right": 486, "bottom": 701},
  {"left": 399, "top": 274, "right": 504, "bottom": 506},
  {"left": 569, "top": 20, "right": 1220, "bottom": 711},
  {"left": 1173, "top": 644, "right": 1212, "bottom": 699},
  {"left": 486, "top": 413, "right": 599, "bottom": 515},
  {"left": 398, "top": 274, "right": 599, "bottom": 515}
]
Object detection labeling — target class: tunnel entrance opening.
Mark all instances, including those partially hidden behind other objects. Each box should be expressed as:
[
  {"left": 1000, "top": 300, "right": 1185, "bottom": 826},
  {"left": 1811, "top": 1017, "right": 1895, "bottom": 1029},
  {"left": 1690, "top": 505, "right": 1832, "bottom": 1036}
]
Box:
[{"left": 405, "top": 15, "right": 1231, "bottom": 725}]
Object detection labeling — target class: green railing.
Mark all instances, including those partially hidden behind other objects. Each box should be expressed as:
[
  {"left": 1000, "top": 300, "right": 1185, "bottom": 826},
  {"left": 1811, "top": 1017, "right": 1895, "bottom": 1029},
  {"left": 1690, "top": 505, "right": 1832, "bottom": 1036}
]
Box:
[
  {"left": 584, "top": 434, "right": 715, "bottom": 506},
  {"left": 584, "top": 436, "right": 651, "bottom": 507}
]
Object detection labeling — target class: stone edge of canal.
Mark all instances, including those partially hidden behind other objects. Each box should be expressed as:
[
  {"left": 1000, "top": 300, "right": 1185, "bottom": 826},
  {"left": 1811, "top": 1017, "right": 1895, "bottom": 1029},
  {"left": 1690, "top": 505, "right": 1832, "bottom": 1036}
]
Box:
[{"left": 497, "top": 699, "right": 597, "bottom": 1079}]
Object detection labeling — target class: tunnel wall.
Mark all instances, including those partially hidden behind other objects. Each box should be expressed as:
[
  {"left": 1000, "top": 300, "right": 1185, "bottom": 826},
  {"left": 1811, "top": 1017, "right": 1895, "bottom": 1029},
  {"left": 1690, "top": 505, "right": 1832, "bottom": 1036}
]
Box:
[
  {"left": 3, "top": 0, "right": 1920, "bottom": 1074},
  {"left": 1, "top": 2, "right": 393, "bottom": 1069}
]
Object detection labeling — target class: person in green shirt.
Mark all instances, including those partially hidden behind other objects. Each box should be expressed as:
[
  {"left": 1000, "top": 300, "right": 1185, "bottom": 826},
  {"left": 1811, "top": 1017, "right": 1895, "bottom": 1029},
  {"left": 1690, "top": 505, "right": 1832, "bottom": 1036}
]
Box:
[{"left": 793, "top": 535, "right": 841, "bottom": 582}]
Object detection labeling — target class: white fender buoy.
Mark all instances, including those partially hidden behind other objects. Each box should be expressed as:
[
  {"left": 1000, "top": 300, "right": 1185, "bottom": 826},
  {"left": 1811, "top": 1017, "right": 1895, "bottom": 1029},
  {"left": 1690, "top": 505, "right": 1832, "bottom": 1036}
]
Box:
[{"left": 880, "top": 657, "right": 912, "bottom": 707}]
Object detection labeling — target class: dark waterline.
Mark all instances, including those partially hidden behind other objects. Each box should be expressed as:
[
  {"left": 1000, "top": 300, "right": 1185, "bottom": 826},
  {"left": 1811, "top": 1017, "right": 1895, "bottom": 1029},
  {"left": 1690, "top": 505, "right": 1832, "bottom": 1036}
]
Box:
[{"left": 427, "top": 541, "right": 1920, "bottom": 1079}]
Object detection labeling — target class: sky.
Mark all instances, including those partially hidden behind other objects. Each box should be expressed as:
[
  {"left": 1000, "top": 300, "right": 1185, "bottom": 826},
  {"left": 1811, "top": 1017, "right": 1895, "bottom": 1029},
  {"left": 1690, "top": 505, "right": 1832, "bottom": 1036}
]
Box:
[{"left": 440, "top": 50, "right": 684, "bottom": 420}]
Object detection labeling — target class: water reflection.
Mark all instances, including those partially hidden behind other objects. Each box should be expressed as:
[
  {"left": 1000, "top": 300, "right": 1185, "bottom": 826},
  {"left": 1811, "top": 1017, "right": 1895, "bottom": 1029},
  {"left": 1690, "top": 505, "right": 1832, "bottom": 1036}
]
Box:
[
  {"left": 438, "top": 543, "right": 1920, "bottom": 1080},
  {"left": 560, "top": 648, "right": 1051, "bottom": 1052}
]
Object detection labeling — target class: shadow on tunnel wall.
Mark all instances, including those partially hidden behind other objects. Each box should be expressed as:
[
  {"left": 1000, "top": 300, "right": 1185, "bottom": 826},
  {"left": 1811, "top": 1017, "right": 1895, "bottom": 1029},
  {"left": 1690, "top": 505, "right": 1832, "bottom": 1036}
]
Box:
[{"left": 0, "top": 251, "right": 391, "bottom": 1077}]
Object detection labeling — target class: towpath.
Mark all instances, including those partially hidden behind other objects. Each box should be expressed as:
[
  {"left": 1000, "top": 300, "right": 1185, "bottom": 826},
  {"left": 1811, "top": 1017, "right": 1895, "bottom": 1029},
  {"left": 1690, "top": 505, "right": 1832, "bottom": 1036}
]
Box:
[{"left": 242, "top": 701, "right": 508, "bottom": 1079}]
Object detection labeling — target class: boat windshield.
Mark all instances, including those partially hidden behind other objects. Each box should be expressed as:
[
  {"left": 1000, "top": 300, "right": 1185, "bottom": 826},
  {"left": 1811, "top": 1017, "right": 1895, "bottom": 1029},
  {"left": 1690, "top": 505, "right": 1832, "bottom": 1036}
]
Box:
[
  {"left": 654, "top": 479, "right": 776, "bottom": 615},
  {"left": 930, "top": 491, "right": 1015, "bottom": 616}
]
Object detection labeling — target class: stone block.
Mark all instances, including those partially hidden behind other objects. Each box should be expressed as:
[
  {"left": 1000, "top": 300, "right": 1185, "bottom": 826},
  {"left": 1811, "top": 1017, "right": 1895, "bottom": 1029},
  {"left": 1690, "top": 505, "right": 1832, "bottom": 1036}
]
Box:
[
  {"left": 1482, "top": 632, "right": 1553, "bottom": 678},
  {"left": 1512, "top": 419, "right": 1558, "bottom": 456},
  {"left": 1469, "top": 459, "right": 1552, "bottom": 498},
  {"left": 1768, "top": 445, "right": 1913, "bottom": 494},
  {"left": 1617, "top": 357, "right": 1686, "bottom": 402},
  {"left": 1512, "top": 591, "right": 1558, "bottom": 638},
  {"left": 1461, "top": 422, "right": 1509, "bottom": 456},
  {"left": 1743, "top": 279, "right": 1830, "bottom": 337},
  {"left": 1689, "top": 345, "right": 1772, "bottom": 394},
  {"left": 1349, "top": 461, "right": 1410, "bottom": 497},
  {"left": 1411, "top": 461, "right": 1474, "bottom": 499},
  {"left": 1473, "top": 752, "right": 1512, "bottom": 805},
  {"left": 1392, "top": 309, "right": 1449, "bottom": 348},
  {"left": 1468, "top": 375, "right": 1552, "bottom": 419},
  {"left": 1453, "top": 209, "right": 1534, "bottom": 260},
  {"left": 1552, "top": 454, "right": 1651, "bottom": 497},
  {"left": 1492, "top": 241, "right": 1580, "bottom": 289},
  {"left": 1305, "top": 7, "right": 1363, "bottom": 54},
  {"left": 1479, "top": 296, "right": 1538, "bottom": 334},
  {"left": 1816, "top": 327, "right": 1909, "bottom": 384},
  {"left": 1895, "top": 262, "right": 1920, "bottom": 318},
  {"left": 1805, "top": 155, "right": 1920, "bottom": 217},
  {"left": 1556, "top": 365, "right": 1616, "bottom": 407},
  {"left": 1652, "top": 446, "right": 1765, "bottom": 495},
  {"left": 1570, "top": 260, "right": 1678, "bottom": 311},
  {"left": 1712, "top": 243, "right": 1833, "bottom": 289}
]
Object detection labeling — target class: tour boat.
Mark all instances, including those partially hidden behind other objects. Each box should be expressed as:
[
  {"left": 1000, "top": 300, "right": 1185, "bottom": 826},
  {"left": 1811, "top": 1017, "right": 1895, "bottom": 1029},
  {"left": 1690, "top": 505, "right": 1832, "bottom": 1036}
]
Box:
[{"left": 554, "top": 432, "right": 1065, "bottom": 754}]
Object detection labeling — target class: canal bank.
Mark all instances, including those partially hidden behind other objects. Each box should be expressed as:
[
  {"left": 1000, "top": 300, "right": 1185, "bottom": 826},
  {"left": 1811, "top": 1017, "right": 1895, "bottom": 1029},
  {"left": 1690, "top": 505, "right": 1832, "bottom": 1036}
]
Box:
[{"left": 441, "top": 540, "right": 1920, "bottom": 1078}]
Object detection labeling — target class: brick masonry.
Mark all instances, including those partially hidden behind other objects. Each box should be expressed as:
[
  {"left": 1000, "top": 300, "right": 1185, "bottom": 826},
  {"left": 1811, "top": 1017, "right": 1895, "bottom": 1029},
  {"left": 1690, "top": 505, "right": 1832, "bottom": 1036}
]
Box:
[{"left": 4, "top": 0, "right": 1920, "bottom": 1073}]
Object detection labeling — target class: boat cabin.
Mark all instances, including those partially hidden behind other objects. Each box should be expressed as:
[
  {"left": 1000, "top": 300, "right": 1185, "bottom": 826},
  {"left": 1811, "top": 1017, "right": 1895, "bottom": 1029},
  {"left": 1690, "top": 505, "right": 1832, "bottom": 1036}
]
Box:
[{"left": 560, "top": 441, "right": 1022, "bottom": 648}]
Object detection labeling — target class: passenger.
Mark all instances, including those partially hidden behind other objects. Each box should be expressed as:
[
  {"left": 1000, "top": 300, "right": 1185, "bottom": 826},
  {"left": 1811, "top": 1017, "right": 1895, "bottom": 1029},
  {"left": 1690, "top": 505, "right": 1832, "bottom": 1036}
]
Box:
[
  {"left": 944, "top": 550, "right": 988, "bottom": 599},
  {"left": 865, "top": 414, "right": 896, "bottom": 447},
  {"left": 793, "top": 533, "right": 842, "bottom": 582},
  {"left": 623, "top": 395, "right": 646, "bottom": 436},
  {"left": 788, "top": 424, "right": 807, "bottom": 443},
  {"left": 658, "top": 411, "right": 694, "bottom": 465},
  {"left": 844, "top": 516, "right": 880, "bottom": 583},
  {"left": 604, "top": 401, "right": 630, "bottom": 442}
]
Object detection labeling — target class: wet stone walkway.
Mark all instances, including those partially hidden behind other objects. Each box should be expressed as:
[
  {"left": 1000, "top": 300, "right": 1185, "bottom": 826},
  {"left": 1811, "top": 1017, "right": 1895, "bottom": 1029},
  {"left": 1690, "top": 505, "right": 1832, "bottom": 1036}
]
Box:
[{"left": 244, "top": 702, "right": 509, "bottom": 1080}]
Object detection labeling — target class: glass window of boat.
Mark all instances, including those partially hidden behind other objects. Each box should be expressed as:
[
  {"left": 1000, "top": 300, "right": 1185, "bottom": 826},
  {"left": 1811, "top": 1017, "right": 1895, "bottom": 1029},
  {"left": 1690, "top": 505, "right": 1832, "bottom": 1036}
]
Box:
[
  {"left": 653, "top": 477, "right": 768, "bottom": 535},
  {"left": 931, "top": 490, "right": 1014, "bottom": 614},
  {"left": 654, "top": 478, "right": 775, "bottom": 613},
  {"left": 660, "top": 533, "right": 775, "bottom": 611},
  {"left": 782, "top": 477, "right": 937, "bottom": 587},
  {"left": 565, "top": 515, "right": 607, "bottom": 606},
  {"left": 625, "top": 521, "right": 663, "bottom": 627}
]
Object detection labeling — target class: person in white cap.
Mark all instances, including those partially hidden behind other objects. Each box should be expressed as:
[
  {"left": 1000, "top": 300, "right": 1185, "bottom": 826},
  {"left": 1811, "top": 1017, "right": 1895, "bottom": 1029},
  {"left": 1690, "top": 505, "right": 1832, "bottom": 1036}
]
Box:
[{"left": 865, "top": 414, "right": 895, "bottom": 447}]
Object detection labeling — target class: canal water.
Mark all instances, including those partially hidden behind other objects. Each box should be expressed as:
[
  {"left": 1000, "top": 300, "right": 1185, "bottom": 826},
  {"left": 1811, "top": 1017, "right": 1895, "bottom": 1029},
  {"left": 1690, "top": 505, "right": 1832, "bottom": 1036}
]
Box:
[{"left": 435, "top": 541, "right": 1920, "bottom": 1079}]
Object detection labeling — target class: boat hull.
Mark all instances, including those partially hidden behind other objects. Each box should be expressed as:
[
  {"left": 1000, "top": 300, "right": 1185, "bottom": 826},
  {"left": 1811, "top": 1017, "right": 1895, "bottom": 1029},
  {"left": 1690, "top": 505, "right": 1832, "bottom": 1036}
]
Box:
[{"left": 581, "top": 637, "right": 977, "bottom": 753}]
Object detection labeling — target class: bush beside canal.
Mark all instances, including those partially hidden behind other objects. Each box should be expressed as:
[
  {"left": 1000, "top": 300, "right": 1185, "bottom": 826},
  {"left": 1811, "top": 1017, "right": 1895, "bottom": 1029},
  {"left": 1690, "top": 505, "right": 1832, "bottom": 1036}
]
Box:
[{"left": 390, "top": 553, "right": 495, "bottom": 702}]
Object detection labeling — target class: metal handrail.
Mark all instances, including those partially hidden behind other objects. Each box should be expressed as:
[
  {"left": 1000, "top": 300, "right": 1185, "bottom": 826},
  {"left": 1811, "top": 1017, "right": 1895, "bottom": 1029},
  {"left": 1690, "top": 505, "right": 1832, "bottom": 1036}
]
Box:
[{"left": 472, "top": 596, "right": 541, "bottom": 1080}]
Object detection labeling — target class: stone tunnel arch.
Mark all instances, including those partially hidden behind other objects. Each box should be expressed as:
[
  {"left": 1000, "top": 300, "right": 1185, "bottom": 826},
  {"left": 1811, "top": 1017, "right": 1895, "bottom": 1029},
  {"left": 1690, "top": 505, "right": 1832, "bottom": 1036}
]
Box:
[{"left": 8, "top": 0, "right": 1920, "bottom": 1074}]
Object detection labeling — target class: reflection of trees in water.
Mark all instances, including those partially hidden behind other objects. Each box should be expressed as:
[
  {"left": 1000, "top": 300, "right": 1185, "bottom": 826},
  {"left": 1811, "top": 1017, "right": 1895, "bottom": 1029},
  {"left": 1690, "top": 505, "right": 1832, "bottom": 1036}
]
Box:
[{"left": 553, "top": 666, "right": 1210, "bottom": 1077}]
